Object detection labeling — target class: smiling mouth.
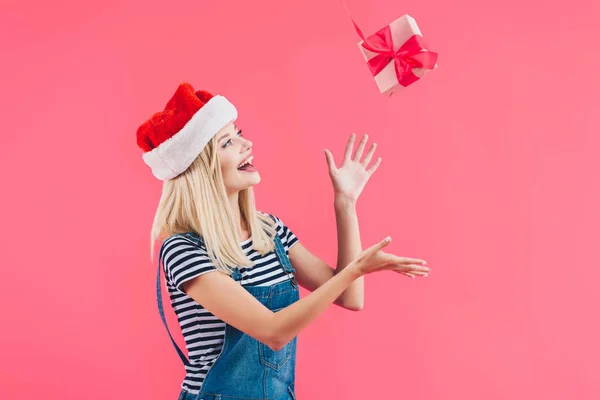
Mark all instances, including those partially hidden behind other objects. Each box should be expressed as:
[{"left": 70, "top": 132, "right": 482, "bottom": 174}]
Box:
[{"left": 237, "top": 155, "right": 254, "bottom": 170}]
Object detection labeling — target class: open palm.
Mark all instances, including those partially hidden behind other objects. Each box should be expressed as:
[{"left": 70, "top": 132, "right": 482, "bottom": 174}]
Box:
[{"left": 324, "top": 133, "right": 382, "bottom": 202}]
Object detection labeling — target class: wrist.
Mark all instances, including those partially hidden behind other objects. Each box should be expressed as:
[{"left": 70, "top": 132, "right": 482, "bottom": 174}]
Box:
[
  {"left": 334, "top": 195, "right": 357, "bottom": 210},
  {"left": 346, "top": 261, "right": 364, "bottom": 279}
]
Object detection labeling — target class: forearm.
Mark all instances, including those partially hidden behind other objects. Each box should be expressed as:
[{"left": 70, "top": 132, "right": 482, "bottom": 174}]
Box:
[
  {"left": 270, "top": 263, "right": 361, "bottom": 350},
  {"left": 333, "top": 195, "right": 364, "bottom": 309}
]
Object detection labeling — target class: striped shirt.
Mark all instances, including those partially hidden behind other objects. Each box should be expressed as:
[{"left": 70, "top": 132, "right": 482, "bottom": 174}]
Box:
[{"left": 159, "top": 213, "right": 299, "bottom": 394}]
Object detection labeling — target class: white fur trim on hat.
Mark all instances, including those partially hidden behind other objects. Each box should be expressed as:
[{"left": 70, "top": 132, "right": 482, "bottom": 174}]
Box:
[{"left": 142, "top": 95, "right": 237, "bottom": 180}]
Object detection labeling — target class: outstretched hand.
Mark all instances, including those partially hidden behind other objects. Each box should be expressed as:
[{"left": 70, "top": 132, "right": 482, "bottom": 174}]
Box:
[
  {"left": 353, "top": 236, "right": 429, "bottom": 279},
  {"left": 324, "top": 133, "right": 382, "bottom": 202}
]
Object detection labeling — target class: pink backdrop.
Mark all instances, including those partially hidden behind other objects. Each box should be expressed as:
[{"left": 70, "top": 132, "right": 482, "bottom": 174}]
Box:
[{"left": 1, "top": 0, "right": 599, "bottom": 399}]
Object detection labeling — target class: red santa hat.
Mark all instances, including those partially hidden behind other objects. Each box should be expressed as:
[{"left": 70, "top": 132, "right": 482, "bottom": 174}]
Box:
[{"left": 136, "top": 82, "right": 238, "bottom": 180}]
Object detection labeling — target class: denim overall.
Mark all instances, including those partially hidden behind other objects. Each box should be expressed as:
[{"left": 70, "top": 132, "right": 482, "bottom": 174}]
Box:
[{"left": 157, "top": 226, "right": 300, "bottom": 400}]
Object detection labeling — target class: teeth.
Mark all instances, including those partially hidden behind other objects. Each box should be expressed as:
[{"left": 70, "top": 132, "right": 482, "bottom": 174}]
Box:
[{"left": 238, "top": 156, "right": 254, "bottom": 168}]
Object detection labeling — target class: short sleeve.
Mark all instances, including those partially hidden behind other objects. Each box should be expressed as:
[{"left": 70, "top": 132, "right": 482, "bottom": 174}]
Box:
[
  {"left": 160, "top": 236, "right": 218, "bottom": 293},
  {"left": 270, "top": 214, "right": 299, "bottom": 251}
]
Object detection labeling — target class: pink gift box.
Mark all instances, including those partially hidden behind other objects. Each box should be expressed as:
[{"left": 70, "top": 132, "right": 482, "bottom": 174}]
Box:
[{"left": 357, "top": 15, "right": 438, "bottom": 96}]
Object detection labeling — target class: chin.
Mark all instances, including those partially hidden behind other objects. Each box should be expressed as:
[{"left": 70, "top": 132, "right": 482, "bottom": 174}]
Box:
[
  {"left": 248, "top": 173, "right": 261, "bottom": 187},
  {"left": 236, "top": 172, "right": 261, "bottom": 190}
]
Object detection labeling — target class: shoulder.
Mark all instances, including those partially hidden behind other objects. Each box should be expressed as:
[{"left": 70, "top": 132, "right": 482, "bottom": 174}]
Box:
[
  {"left": 161, "top": 234, "right": 206, "bottom": 256},
  {"left": 159, "top": 234, "right": 211, "bottom": 272},
  {"left": 258, "top": 210, "right": 278, "bottom": 223},
  {"left": 159, "top": 234, "right": 217, "bottom": 290},
  {"left": 258, "top": 211, "right": 284, "bottom": 230},
  {"left": 259, "top": 212, "right": 298, "bottom": 245}
]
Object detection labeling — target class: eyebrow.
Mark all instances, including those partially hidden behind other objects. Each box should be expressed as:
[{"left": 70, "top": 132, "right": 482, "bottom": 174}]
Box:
[{"left": 218, "top": 124, "right": 240, "bottom": 143}]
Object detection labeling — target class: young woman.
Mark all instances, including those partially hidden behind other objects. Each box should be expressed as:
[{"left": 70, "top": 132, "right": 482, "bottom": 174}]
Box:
[{"left": 137, "top": 82, "right": 430, "bottom": 400}]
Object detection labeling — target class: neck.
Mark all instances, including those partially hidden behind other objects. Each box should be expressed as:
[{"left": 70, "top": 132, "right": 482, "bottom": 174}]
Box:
[{"left": 228, "top": 191, "right": 246, "bottom": 236}]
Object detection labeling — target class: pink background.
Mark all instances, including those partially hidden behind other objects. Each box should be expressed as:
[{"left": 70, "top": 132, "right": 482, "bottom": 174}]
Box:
[{"left": 1, "top": 0, "right": 599, "bottom": 399}]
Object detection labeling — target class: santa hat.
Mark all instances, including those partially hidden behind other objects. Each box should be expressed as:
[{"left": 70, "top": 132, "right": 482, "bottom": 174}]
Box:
[{"left": 136, "top": 82, "right": 238, "bottom": 180}]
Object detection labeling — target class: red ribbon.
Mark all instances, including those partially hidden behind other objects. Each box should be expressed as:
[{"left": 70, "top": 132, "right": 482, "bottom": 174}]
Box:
[{"left": 341, "top": 1, "right": 438, "bottom": 87}]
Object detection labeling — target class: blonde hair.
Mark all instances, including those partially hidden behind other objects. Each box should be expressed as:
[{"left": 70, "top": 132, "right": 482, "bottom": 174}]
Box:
[{"left": 149, "top": 134, "right": 277, "bottom": 274}]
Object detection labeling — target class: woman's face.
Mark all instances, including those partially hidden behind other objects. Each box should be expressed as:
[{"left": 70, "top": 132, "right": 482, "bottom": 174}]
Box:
[{"left": 216, "top": 122, "right": 261, "bottom": 195}]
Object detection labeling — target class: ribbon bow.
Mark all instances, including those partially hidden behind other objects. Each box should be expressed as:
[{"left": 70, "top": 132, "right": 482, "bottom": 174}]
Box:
[
  {"left": 340, "top": 1, "right": 438, "bottom": 87},
  {"left": 356, "top": 22, "right": 438, "bottom": 87}
]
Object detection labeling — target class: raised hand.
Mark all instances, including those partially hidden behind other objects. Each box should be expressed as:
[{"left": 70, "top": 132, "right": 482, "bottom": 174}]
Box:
[{"left": 324, "top": 133, "right": 382, "bottom": 203}]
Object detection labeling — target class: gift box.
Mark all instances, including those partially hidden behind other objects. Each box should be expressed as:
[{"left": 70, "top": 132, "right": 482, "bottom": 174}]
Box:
[{"left": 356, "top": 14, "right": 438, "bottom": 96}]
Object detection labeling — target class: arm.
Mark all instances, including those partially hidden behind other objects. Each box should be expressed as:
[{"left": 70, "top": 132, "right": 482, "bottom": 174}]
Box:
[
  {"left": 182, "top": 262, "right": 362, "bottom": 351},
  {"left": 287, "top": 197, "right": 364, "bottom": 311},
  {"left": 321, "top": 132, "right": 382, "bottom": 309},
  {"left": 333, "top": 195, "right": 364, "bottom": 309}
]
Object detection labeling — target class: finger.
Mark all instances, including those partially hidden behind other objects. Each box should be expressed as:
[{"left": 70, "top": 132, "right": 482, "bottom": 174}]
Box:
[
  {"left": 367, "top": 157, "right": 382, "bottom": 175},
  {"left": 369, "top": 236, "right": 392, "bottom": 254},
  {"left": 361, "top": 142, "right": 377, "bottom": 167},
  {"left": 343, "top": 133, "right": 356, "bottom": 161},
  {"left": 407, "top": 269, "right": 429, "bottom": 276},
  {"left": 395, "top": 256, "right": 427, "bottom": 265},
  {"left": 394, "top": 267, "right": 428, "bottom": 277},
  {"left": 409, "top": 265, "right": 430, "bottom": 273},
  {"left": 354, "top": 133, "right": 368, "bottom": 161},
  {"left": 390, "top": 259, "right": 430, "bottom": 273},
  {"left": 324, "top": 149, "right": 337, "bottom": 175}
]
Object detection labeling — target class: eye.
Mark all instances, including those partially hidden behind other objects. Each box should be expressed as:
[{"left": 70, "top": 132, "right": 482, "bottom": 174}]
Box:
[{"left": 223, "top": 130, "right": 243, "bottom": 148}]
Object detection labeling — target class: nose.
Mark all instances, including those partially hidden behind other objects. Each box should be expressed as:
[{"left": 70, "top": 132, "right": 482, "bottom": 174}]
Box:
[{"left": 241, "top": 137, "right": 253, "bottom": 151}]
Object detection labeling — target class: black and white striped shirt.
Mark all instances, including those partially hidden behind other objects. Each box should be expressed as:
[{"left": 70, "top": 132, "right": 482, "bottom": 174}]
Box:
[{"left": 159, "top": 213, "right": 299, "bottom": 394}]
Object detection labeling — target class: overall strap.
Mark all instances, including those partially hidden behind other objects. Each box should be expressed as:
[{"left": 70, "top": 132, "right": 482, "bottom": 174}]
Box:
[
  {"left": 273, "top": 233, "right": 295, "bottom": 274},
  {"left": 157, "top": 240, "right": 192, "bottom": 367},
  {"left": 267, "top": 214, "right": 297, "bottom": 284}
]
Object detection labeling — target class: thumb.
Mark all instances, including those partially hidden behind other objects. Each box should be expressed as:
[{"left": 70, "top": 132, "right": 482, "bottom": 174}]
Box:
[
  {"left": 324, "top": 149, "right": 336, "bottom": 174},
  {"left": 368, "top": 236, "right": 391, "bottom": 253},
  {"left": 380, "top": 236, "right": 392, "bottom": 247}
]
